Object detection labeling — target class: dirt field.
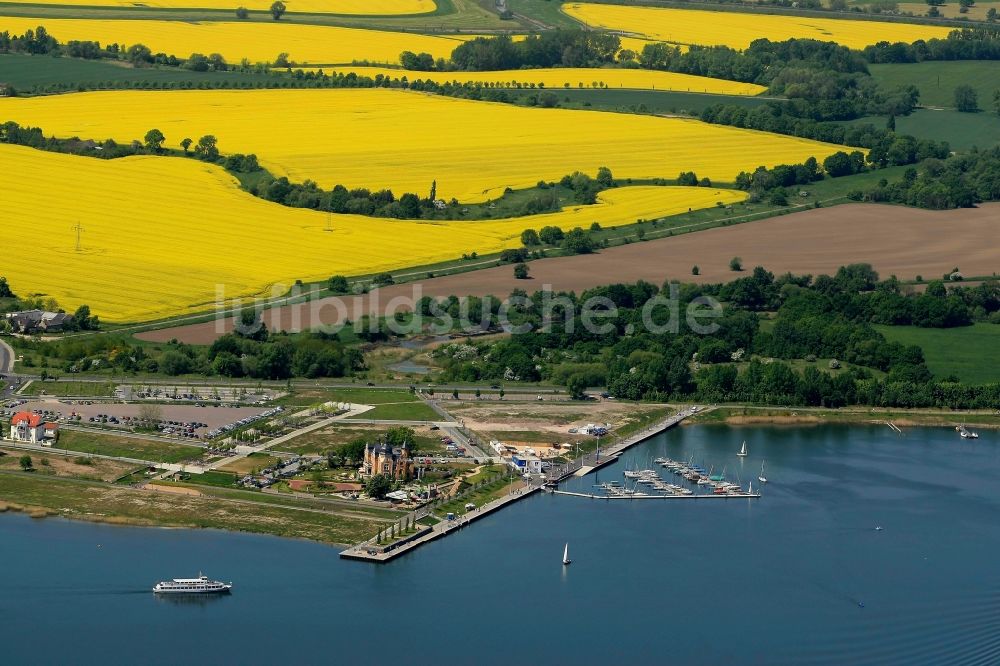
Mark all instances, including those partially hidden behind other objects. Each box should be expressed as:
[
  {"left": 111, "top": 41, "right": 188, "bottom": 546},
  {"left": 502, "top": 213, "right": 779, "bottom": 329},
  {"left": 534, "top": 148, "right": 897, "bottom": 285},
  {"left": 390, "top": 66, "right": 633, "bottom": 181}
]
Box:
[
  {"left": 449, "top": 401, "right": 670, "bottom": 449},
  {"left": 138, "top": 203, "right": 1000, "bottom": 344}
]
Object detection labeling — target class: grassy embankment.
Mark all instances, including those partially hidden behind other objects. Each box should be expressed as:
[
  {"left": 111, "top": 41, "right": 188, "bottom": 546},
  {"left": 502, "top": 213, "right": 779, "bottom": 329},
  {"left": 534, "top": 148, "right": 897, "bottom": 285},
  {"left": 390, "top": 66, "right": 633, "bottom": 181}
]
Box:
[
  {"left": 20, "top": 380, "right": 116, "bottom": 396},
  {"left": 689, "top": 405, "right": 1000, "bottom": 428},
  {"left": 0, "top": 471, "right": 391, "bottom": 544}
]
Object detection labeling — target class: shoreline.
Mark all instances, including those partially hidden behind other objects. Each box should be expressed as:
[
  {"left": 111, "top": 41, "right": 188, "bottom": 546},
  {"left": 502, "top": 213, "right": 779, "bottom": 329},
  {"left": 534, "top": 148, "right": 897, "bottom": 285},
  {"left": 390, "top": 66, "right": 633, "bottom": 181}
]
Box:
[
  {"left": 0, "top": 500, "right": 352, "bottom": 548},
  {"left": 687, "top": 406, "right": 1000, "bottom": 429}
]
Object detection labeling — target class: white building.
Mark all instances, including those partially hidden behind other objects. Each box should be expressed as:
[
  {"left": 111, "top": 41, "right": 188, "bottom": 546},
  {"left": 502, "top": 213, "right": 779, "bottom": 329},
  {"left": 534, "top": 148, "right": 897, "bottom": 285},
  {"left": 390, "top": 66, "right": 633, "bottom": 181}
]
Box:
[{"left": 10, "top": 412, "right": 57, "bottom": 444}]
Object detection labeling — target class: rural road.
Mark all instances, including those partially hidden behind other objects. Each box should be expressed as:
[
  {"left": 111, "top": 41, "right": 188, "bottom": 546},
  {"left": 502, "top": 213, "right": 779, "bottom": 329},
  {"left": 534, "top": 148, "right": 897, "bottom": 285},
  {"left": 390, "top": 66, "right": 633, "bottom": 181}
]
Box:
[{"left": 0, "top": 338, "right": 15, "bottom": 374}]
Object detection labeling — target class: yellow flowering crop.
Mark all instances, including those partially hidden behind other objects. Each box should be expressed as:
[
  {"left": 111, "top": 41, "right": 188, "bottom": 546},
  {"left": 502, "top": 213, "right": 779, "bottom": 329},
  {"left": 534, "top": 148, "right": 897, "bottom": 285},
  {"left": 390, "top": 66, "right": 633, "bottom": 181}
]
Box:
[
  {"left": 320, "top": 66, "right": 766, "bottom": 95},
  {"left": 0, "top": 89, "right": 848, "bottom": 203},
  {"left": 1, "top": 0, "right": 435, "bottom": 13},
  {"left": 562, "top": 3, "right": 952, "bottom": 50},
  {"left": 0, "top": 16, "right": 471, "bottom": 65},
  {"left": 0, "top": 144, "right": 745, "bottom": 322}
]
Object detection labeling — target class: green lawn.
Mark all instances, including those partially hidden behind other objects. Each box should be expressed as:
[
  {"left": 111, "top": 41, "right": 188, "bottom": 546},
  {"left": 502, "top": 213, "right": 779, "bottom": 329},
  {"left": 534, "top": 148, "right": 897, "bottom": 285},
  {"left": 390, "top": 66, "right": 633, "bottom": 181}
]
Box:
[
  {"left": 21, "top": 381, "right": 116, "bottom": 397},
  {"left": 841, "top": 108, "right": 1000, "bottom": 151},
  {"left": 54, "top": 429, "right": 203, "bottom": 463},
  {"left": 871, "top": 61, "right": 1000, "bottom": 110},
  {"left": 553, "top": 88, "right": 772, "bottom": 115},
  {"left": 362, "top": 401, "right": 442, "bottom": 421},
  {"left": 876, "top": 323, "right": 1000, "bottom": 385},
  {"left": 0, "top": 53, "right": 280, "bottom": 92}
]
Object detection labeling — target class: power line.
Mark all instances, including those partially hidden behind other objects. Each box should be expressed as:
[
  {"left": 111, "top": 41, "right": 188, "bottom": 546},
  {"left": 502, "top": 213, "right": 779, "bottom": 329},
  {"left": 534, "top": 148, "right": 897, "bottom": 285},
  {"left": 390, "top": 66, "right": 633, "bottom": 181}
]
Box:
[{"left": 73, "top": 222, "right": 85, "bottom": 252}]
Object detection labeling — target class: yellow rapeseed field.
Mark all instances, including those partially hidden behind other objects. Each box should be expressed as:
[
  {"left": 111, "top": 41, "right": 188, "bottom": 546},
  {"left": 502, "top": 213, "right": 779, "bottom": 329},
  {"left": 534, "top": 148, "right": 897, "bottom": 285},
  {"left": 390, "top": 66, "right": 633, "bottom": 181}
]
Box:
[
  {"left": 0, "top": 89, "right": 848, "bottom": 203},
  {"left": 1, "top": 0, "right": 436, "bottom": 13},
  {"left": 0, "top": 144, "right": 746, "bottom": 322},
  {"left": 562, "top": 3, "right": 952, "bottom": 50},
  {"left": 0, "top": 16, "right": 471, "bottom": 65},
  {"left": 321, "top": 66, "right": 767, "bottom": 95}
]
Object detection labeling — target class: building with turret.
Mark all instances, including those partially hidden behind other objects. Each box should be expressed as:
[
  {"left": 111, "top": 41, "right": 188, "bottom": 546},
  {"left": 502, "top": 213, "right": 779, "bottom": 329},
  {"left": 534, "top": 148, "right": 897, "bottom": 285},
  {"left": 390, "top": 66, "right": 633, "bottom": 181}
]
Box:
[{"left": 362, "top": 440, "right": 414, "bottom": 481}]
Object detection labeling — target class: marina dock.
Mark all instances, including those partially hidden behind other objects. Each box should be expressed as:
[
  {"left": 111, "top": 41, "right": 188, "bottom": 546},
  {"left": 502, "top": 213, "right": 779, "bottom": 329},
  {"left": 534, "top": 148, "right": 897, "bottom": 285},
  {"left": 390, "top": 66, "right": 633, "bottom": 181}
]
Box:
[
  {"left": 342, "top": 406, "right": 715, "bottom": 563},
  {"left": 549, "top": 406, "right": 705, "bottom": 483},
  {"left": 551, "top": 490, "right": 761, "bottom": 500}
]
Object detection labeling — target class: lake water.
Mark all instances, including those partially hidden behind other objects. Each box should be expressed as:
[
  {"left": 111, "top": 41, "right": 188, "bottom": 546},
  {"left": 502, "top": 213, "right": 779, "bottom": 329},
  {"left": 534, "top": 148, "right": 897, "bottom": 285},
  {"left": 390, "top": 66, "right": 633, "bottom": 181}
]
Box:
[{"left": 3, "top": 424, "right": 999, "bottom": 665}]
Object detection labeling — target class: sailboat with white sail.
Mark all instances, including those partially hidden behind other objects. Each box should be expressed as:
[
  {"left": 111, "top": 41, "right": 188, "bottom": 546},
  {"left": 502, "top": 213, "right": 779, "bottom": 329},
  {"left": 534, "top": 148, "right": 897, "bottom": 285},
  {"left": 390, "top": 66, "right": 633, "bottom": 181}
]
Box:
[
  {"left": 562, "top": 543, "right": 571, "bottom": 566},
  {"left": 737, "top": 440, "right": 748, "bottom": 457},
  {"left": 758, "top": 461, "right": 768, "bottom": 484}
]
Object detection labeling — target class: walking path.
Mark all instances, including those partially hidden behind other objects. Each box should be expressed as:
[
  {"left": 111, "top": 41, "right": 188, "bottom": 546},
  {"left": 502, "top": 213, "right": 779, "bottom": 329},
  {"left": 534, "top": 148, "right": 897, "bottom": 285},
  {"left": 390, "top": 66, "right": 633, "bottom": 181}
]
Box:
[
  {"left": 341, "top": 484, "right": 540, "bottom": 562},
  {"left": 157, "top": 403, "right": 375, "bottom": 476}
]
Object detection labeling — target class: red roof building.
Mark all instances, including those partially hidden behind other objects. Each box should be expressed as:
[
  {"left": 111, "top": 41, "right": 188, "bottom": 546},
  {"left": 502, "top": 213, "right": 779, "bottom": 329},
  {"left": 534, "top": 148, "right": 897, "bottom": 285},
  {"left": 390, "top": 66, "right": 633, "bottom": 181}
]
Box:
[{"left": 10, "top": 411, "right": 53, "bottom": 444}]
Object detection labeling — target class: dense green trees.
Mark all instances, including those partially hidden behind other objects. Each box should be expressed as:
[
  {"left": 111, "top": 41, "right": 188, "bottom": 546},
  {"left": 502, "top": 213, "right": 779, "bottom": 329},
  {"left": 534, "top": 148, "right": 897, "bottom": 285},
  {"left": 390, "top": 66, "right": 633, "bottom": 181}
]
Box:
[
  {"left": 446, "top": 31, "right": 621, "bottom": 71},
  {"left": 434, "top": 267, "right": 1000, "bottom": 408}
]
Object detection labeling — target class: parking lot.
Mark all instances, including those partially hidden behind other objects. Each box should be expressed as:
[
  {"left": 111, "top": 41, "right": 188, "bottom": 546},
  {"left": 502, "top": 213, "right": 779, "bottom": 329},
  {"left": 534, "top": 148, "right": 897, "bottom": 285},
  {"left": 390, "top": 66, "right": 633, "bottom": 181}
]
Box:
[{"left": 10, "top": 400, "right": 269, "bottom": 435}]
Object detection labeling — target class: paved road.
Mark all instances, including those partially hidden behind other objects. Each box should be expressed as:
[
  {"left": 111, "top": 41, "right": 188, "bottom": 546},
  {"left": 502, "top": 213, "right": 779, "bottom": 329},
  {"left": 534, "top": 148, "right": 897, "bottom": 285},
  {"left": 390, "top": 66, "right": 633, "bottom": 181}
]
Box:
[{"left": 0, "top": 338, "right": 14, "bottom": 374}]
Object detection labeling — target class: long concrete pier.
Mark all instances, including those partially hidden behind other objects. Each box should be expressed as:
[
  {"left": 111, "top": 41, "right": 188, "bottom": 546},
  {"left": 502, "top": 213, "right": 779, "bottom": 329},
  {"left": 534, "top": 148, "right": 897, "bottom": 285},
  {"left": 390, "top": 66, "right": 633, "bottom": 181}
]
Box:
[{"left": 341, "top": 485, "right": 541, "bottom": 563}]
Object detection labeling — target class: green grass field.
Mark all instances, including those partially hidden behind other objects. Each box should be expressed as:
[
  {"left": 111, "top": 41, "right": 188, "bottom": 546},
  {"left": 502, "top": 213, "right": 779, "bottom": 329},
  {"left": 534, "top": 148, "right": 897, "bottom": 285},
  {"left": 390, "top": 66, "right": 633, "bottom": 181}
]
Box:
[
  {"left": 842, "top": 108, "right": 1000, "bottom": 151},
  {"left": 871, "top": 62, "right": 1000, "bottom": 110},
  {"left": 362, "top": 401, "right": 441, "bottom": 421},
  {"left": 553, "top": 88, "right": 772, "bottom": 114},
  {"left": 876, "top": 323, "right": 1000, "bottom": 385},
  {"left": 0, "top": 0, "right": 511, "bottom": 30},
  {"left": 0, "top": 53, "right": 283, "bottom": 92},
  {"left": 54, "top": 429, "right": 203, "bottom": 463},
  {"left": 21, "top": 380, "right": 116, "bottom": 397}
]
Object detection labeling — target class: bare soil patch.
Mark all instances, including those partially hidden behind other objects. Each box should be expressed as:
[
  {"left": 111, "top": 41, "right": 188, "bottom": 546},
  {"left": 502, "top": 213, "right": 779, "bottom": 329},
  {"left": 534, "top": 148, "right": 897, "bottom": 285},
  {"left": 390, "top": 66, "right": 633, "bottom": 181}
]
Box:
[{"left": 139, "top": 203, "right": 1000, "bottom": 345}]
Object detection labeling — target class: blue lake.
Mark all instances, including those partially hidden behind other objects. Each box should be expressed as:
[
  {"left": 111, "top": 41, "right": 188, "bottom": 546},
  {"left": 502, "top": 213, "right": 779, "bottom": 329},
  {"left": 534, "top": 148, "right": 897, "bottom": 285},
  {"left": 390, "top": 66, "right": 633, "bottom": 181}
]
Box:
[{"left": 3, "top": 423, "right": 999, "bottom": 665}]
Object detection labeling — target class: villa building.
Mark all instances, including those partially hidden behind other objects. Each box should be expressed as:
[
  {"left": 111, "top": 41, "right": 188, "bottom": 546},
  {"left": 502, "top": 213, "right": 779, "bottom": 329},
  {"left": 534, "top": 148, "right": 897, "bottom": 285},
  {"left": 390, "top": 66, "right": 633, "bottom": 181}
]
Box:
[
  {"left": 9, "top": 412, "right": 58, "bottom": 444},
  {"left": 362, "top": 440, "right": 414, "bottom": 481}
]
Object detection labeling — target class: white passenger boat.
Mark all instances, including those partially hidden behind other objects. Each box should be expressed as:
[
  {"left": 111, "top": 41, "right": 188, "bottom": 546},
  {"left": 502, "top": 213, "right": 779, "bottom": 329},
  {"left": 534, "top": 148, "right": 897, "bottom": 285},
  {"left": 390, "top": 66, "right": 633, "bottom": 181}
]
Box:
[{"left": 153, "top": 573, "right": 232, "bottom": 595}]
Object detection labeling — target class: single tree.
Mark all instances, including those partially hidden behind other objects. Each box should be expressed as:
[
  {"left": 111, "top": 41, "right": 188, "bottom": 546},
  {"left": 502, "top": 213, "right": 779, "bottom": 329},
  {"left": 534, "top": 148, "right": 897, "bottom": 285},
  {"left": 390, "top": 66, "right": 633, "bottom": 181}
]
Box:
[
  {"left": 954, "top": 84, "right": 979, "bottom": 113},
  {"left": 270, "top": 0, "right": 286, "bottom": 19},
  {"left": 365, "top": 473, "right": 392, "bottom": 500},
  {"left": 729, "top": 256, "right": 743, "bottom": 272},
  {"left": 19, "top": 455, "right": 33, "bottom": 471},
  {"left": 513, "top": 262, "right": 530, "bottom": 280},
  {"left": 328, "top": 275, "right": 350, "bottom": 293},
  {"left": 180, "top": 137, "right": 192, "bottom": 154},
  {"left": 143, "top": 128, "right": 165, "bottom": 153},
  {"left": 566, "top": 374, "right": 589, "bottom": 400},
  {"left": 235, "top": 5, "right": 249, "bottom": 18},
  {"left": 195, "top": 134, "right": 219, "bottom": 160},
  {"left": 692, "top": 265, "right": 700, "bottom": 276},
  {"left": 520, "top": 228, "right": 540, "bottom": 246}
]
